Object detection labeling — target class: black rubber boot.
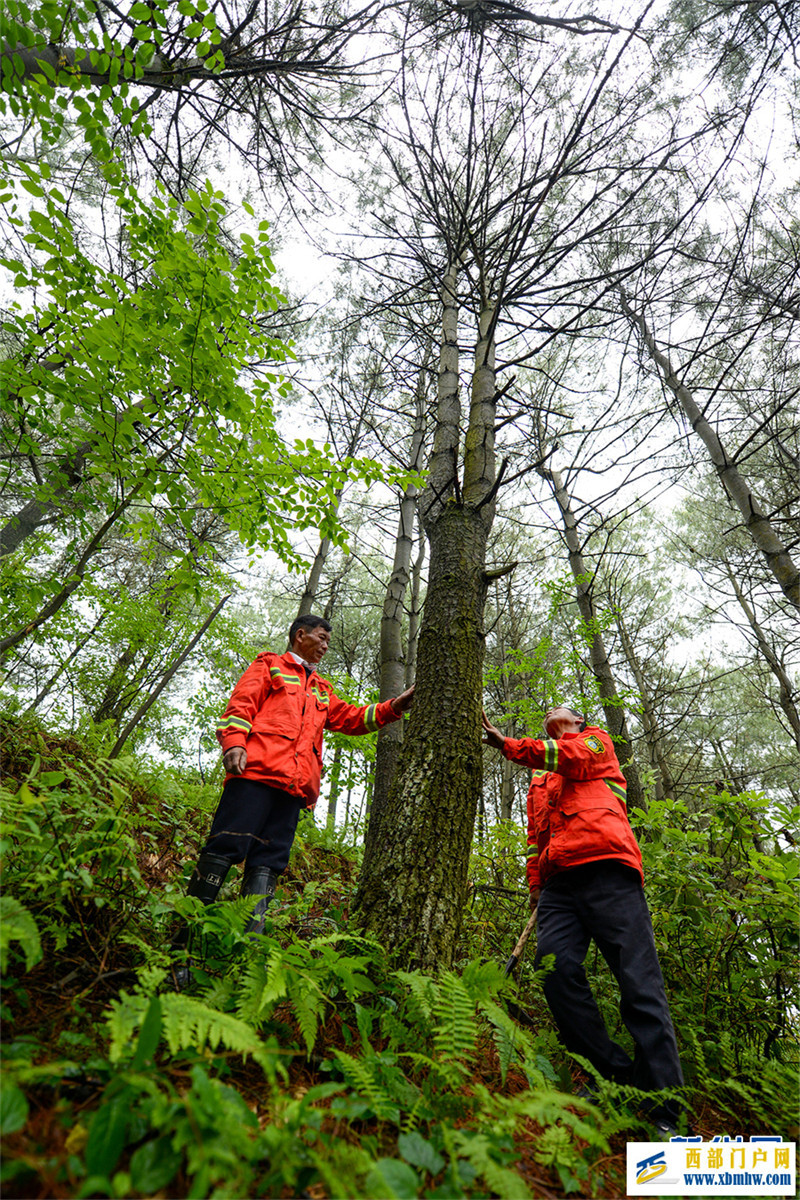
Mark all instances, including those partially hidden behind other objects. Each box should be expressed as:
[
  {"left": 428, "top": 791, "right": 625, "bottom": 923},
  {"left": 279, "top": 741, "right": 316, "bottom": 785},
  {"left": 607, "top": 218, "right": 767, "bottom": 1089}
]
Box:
[
  {"left": 241, "top": 867, "right": 278, "bottom": 937},
  {"left": 170, "top": 852, "right": 232, "bottom": 989}
]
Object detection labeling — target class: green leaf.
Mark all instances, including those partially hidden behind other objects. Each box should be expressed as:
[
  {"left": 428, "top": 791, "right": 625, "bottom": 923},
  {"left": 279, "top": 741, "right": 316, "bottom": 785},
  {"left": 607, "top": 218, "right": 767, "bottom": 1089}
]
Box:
[
  {"left": 0, "top": 1081, "right": 29, "bottom": 1136},
  {"left": 129, "top": 1135, "right": 182, "bottom": 1193},
  {"left": 365, "top": 1159, "right": 421, "bottom": 1200},
  {"left": 398, "top": 1131, "right": 445, "bottom": 1176},
  {"left": 0, "top": 896, "right": 43, "bottom": 973},
  {"left": 86, "top": 1096, "right": 129, "bottom": 1176},
  {"left": 130, "top": 995, "right": 162, "bottom": 1070}
]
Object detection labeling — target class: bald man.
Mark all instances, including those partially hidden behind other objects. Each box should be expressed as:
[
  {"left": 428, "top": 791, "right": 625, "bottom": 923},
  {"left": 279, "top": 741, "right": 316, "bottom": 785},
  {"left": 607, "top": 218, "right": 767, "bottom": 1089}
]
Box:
[{"left": 483, "top": 705, "right": 683, "bottom": 1134}]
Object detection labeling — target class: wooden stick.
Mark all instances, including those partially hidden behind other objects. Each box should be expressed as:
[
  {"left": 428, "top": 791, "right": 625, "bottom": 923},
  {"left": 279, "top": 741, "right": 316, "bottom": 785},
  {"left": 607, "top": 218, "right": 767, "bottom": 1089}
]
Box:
[{"left": 504, "top": 905, "right": 538, "bottom": 976}]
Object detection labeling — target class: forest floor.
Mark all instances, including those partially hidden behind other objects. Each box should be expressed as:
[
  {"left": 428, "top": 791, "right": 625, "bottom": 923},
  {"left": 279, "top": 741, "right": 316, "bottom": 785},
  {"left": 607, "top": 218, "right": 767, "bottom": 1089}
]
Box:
[{"left": 2, "top": 718, "right": 797, "bottom": 1199}]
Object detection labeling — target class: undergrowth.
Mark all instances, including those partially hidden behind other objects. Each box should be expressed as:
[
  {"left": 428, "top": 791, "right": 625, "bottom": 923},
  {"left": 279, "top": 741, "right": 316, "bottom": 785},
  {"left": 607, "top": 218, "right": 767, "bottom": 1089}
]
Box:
[{"left": 1, "top": 715, "right": 798, "bottom": 1199}]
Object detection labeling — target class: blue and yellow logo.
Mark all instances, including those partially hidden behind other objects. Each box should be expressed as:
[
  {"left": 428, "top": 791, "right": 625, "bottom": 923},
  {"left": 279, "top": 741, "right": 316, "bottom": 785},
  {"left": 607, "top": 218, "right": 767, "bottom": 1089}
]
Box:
[{"left": 636, "top": 1151, "right": 668, "bottom": 1184}]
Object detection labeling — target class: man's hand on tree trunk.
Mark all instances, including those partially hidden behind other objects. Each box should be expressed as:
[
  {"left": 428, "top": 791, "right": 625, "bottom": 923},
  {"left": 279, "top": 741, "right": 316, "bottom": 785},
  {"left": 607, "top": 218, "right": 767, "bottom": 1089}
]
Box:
[
  {"left": 391, "top": 685, "right": 415, "bottom": 714},
  {"left": 481, "top": 710, "right": 506, "bottom": 750}
]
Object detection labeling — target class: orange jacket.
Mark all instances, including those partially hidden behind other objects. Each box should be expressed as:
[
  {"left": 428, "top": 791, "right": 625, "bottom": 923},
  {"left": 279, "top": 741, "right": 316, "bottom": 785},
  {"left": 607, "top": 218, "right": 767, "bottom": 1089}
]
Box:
[
  {"left": 215, "top": 651, "right": 401, "bottom": 807},
  {"left": 501, "top": 726, "right": 643, "bottom": 889}
]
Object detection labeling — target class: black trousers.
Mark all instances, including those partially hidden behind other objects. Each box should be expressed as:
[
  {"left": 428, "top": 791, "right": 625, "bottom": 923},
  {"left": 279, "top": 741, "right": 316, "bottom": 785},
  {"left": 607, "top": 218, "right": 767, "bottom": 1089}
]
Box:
[
  {"left": 534, "top": 860, "right": 683, "bottom": 1113},
  {"left": 200, "top": 777, "right": 304, "bottom": 874}
]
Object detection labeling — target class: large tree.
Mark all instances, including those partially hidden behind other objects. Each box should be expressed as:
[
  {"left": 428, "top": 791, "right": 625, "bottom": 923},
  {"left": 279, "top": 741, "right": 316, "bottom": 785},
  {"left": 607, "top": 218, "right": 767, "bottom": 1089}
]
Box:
[{"left": 350, "top": 3, "right": 756, "bottom": 966}]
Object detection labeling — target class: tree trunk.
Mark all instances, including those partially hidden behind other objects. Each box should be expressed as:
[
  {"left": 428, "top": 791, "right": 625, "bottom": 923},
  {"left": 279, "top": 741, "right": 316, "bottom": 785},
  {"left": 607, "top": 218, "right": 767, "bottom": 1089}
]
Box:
[
  {"left": 24, "top": 613, "right": 107, "bottom": 714},
  {"left": 93, "top": 517, "right": 220, "bottom": 726},
  {"left": 620, "top": 290, "right": 800, "bottom": 611},
  {"left": 723, "top": 563, "right": 800, "bottom": 752},
  {"left": 353, "top": 269, "right": 497, "bottom": 970},
  {"left": 499, "top": 756, "right": 515, "bottom": 821},
  {"left": 615, "top": 611, "right": 676, "bottom": 802},
  {"left": 326, "top": 742, "right": 344, "bottom": 831},
  {"left": 405, "top": 516, "right": 426, "bottom": 690},
  {"left": 541, "top": 466, "right": 646, "bottom": 812},
  {"left": 0, "top": 439, "right": 93, "bottom": 557},
  {"left": 354, "top": 505, "right": 491, "bottom": 969},
  {"left": 0, "top": 481, "right": 146, "bottom": 659},
  {"left": 108, "top": 593, "right": 230, "bottom": 757},
  {"left": 369, "top": 369, "right": 428, "bottom": 836},
  {"left": 297, "top": 535, "right": 334, "bottom": 618}
]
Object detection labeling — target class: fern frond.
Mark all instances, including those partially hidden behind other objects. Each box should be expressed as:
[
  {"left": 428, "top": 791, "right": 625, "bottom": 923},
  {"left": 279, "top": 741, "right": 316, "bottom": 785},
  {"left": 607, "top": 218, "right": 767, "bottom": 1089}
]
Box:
[
  {"left": 380, "top": 1009, "right": 412, "bottom": 1050},
  {"left": 395, "top": 969, "right": 436, "bottom": 1022},
  {"left": 259, "top": 946, "right": 291, "bottom": 1012},
  {"left": 432, "top": 971, "right": 478, "bottom": 1067},
  {"left": 455, "top": 1131, "right": 533, "bottom": 1200},
  {"left": 106, "top": 992, "right": 149, "bottom": 1063},
  {"left": 160, "top": 992, "right": 272, "bottom": 1069},
  {"left": 287, "top": 974, "right": 325, "bottom": 1056},
  {"left": 332, "top": 1049, "right": 401, "bottom": 1122},
  {"left": 478, "top": 996, "right": 535, "bottom": 1084},
  {"left": 234, "top": 956, "right": 271, "bottom": 1024}
]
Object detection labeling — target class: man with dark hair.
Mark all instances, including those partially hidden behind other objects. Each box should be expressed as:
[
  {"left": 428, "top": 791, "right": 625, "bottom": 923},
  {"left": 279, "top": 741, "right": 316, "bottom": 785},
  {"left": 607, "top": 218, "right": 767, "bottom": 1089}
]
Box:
[
  {"left": 172, "top": 614, "right": 414, "bottom": 985},
  {"left": 482, "top": 704, "right": 684, "bottom": 1134}
]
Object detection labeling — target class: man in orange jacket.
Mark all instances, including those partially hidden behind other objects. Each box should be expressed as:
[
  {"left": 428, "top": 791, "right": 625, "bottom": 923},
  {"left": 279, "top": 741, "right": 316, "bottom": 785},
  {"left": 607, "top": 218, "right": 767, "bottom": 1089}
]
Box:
[
  {"left": 482, "top": 704, "right": 683, "bottom": 1133},
  {"left": 172, "top": 614, "right": 414, "bottom": 984}
]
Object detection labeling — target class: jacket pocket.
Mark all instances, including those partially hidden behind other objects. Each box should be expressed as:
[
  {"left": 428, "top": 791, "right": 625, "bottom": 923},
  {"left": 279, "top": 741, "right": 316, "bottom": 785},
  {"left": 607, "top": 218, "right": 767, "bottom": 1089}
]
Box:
[
  {"left": 250, "top": 681, "right": 297, "bottom": 737},
  {"left": 550, "top": 799, "right": 630, "bottom": 863}
]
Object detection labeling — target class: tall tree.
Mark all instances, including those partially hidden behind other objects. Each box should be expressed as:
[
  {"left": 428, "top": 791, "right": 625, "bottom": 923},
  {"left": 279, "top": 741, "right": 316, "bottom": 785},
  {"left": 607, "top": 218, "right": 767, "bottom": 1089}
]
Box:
[
  {"left": 536, "top": 463, "right": 646, "bottom": 809},
  {"left": 619, "top": 289, "right": 800, "bottom": 611},
  {"left": 350, "top": 4, "right": 747, "bottom": 965}
]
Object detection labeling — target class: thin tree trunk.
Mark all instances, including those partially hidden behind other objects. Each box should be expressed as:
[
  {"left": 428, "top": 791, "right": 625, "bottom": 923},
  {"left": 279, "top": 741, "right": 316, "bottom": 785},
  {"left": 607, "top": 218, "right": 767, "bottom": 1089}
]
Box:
[
  {"left": 108, "top": 594, "right": 230, "bottom": 757},
  {"left": 405, "top": 515, "right": 426, "bottom": 690},
  {"left": 369, "top": 365, "right": 428, "bottom": 836},
  {"left": 24, "top": 613, "right": 107, "bottom": 714},
  {"left": 620, "top": 290, "right": 800, "bottom": 611},
  {"left": 499, "top": 756, "right": 515, "bottom": 821},
  {"left": 297, "top": 535, "right": 334, "bottom": 618},
  {"left": 326, "top": 742, "right": 344, "bottom": 831},
  {"left": 0, "top": 442, "right": 92, "bottom": 557},
  {"left": 93, "top": 516, "right": 220, "bottom": 726},
  {"left": 540, "top": 466, "right": 646, "bottom": 811},
  {"left": 723, "top": 563, "right": 800, "bottom": 752},
  {"left": 0, "top": 481, "right": 146, "bottom": 659},
  {"left": 1, "top": 401, "right": 153, "bottom": 557},
  {"left": 615, "top": 612, "right": 676, "bottom": 801}
]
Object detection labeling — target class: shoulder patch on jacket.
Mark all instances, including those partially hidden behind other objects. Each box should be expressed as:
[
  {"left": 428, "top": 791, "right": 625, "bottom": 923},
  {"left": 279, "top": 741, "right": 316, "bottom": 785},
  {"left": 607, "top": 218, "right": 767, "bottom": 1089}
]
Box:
[{"left": 584, "top": 735, "right": 604, "bottom": 753}]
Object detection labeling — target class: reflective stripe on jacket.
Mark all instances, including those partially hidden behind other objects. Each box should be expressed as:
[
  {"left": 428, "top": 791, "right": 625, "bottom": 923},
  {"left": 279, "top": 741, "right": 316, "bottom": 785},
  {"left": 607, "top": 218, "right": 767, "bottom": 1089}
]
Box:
[
  {"left": 215, "top": 651, "right": 400, "bottom": 807},
  {"left": 501, "top": 726, "right": 643, "bottom": 889}
]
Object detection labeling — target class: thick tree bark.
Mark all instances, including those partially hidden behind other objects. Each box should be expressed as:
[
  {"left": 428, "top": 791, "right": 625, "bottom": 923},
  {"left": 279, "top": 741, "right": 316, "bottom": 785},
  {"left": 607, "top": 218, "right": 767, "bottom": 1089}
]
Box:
[
  {"left": 353, "top": 269, "right": 497, "bottom": 970},
  {"left": 540, "top": 466, "right": 646, "bottom": 811},
  {"left": 620, "top": 290, "right": 800, "bottom": 611},
  {"left": 354, "top": 505, "right": 491, "bottom": 968}
]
